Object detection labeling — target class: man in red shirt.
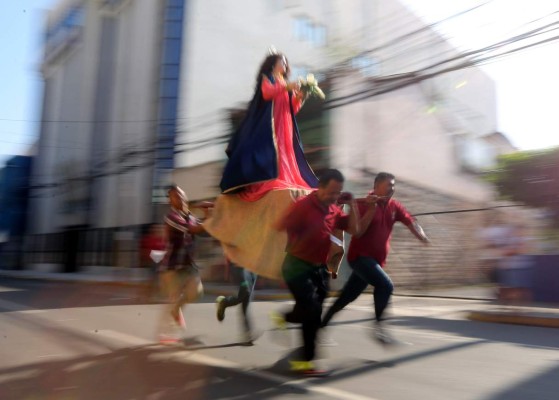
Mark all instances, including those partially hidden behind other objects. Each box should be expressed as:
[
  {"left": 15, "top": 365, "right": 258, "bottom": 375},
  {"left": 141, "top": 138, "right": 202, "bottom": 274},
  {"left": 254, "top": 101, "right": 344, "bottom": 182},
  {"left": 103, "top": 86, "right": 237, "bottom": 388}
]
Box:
[
  {"left": 275, "top": 169, "right": 359, "bottom": 376},
  {"left": 321, "top": 172, "right": 429, "bottom": 344}
]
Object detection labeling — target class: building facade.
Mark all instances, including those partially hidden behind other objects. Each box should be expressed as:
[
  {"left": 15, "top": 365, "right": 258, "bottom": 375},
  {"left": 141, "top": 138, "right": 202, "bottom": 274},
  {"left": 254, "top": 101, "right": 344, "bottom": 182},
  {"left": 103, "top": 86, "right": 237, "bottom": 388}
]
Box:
[
  {"left": 27, "top": 0, "right": 186, "bottom": 270},
  {"left": 173, "top": 0, "right": 509, "bottom": 204},
  {"left": 27, "top": 0, "right": 518, "bottom": 284}
]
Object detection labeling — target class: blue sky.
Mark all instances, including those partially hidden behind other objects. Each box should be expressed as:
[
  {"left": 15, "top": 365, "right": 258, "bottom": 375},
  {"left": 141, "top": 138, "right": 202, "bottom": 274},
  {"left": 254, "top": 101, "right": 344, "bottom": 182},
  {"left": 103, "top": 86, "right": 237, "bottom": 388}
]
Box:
[
  {"left": 1, "top": 0, "right": 558, "bottom": 168},
  {"left": 0, "top": 0, "right": 55, "bottom": 166}
]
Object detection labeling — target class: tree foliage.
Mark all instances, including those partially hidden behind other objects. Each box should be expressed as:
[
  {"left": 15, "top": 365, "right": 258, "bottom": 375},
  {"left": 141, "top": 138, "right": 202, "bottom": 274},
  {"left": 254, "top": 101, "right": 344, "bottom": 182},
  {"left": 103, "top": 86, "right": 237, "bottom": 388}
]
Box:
[{"left": 485, "top": 147, "right": 559, "bottom": 224}]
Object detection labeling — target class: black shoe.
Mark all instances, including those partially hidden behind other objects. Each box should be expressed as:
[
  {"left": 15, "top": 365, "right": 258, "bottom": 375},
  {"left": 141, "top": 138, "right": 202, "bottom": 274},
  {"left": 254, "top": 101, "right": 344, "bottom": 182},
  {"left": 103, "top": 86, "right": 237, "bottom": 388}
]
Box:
[{"left": 216, "top": 296, "right": 226, "bottom": 322}]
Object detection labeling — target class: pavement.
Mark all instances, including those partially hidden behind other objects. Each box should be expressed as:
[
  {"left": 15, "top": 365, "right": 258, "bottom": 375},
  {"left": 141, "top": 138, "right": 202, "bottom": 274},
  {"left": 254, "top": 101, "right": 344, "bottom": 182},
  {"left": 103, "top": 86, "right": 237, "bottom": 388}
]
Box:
[{"left": 1, "top": 267, "right": 558, "bottom": 329}]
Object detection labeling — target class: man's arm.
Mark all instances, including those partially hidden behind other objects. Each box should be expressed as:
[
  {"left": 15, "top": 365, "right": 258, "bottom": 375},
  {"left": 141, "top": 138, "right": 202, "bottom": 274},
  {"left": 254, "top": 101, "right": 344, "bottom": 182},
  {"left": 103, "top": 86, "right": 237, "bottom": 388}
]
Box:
[
  {"left": 407, "top": 219, "right": 430, "bottom": 243},
  {"left": 338, "top": 193, "right": 359, "bottom": 236},
  {"left": 188, "top": 202, "right": 214, "bottom": 235},
  {"left": 353, "top": 195, "right": 381, "bottom": 238}
]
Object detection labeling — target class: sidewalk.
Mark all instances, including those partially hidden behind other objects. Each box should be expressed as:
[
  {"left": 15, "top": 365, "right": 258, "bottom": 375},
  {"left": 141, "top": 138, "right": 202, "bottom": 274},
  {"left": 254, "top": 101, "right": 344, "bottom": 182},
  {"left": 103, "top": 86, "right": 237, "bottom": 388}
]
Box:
[{"left": 1, "top": 268, "right": 558, "bottom": 328}]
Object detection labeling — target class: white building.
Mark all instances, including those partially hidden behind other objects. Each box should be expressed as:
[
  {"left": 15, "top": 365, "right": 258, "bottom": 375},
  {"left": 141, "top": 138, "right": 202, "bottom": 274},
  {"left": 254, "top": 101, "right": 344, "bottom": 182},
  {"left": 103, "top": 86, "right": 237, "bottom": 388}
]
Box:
[
  {"left": 29, "top": 0, "right": 186, "bottom": 236},
  {"left": 27, "top": 0, "right": 516, "bottom": 279},
  {"left": 174, "top": 0, "right": 513, "bottom": 202}
]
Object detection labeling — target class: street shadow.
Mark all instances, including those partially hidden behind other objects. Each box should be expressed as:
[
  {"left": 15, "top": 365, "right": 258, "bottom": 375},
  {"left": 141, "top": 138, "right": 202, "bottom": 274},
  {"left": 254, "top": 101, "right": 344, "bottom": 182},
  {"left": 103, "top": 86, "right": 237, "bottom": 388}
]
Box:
[
  {"left": 324, "top": 317, "right": 375, "bottom": 327},
  {"left": 0, "top": 345, "right": 311, "bottom": 400},
  {"left": 181, "top": 338, "right": 255, "bottom": 350},
  {"left": 389, "top": 315, "right": 559, "bottom": 350},
  {"left": 303, "top": 339, "right": 486, "bottom": 385},
  {"left": 485, "top": 363, "right": 559, "bottom": 400}
]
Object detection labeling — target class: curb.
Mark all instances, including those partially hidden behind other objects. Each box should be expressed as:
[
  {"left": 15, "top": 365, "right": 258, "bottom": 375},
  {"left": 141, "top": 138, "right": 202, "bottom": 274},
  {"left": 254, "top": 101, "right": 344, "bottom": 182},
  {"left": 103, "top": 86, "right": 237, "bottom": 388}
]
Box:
[
  {"left": 0, "top": 273, "right": 149, "bottom": 288},
  {"left": 467, "top": 310, "right": 559, "bottom": 329},
  {"left": 393, "top": 292, "right": 494, "bottom": 302}
]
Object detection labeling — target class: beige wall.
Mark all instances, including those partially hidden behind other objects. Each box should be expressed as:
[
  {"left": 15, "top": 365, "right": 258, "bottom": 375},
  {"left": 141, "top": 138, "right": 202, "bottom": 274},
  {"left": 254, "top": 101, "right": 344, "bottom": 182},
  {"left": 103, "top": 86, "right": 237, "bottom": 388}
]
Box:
[
  {"left": 330, "top": 79, "right": 494, "bottom": 201},
  {"left": 172, "top": 161, "right": 224, "bottom": 201}
]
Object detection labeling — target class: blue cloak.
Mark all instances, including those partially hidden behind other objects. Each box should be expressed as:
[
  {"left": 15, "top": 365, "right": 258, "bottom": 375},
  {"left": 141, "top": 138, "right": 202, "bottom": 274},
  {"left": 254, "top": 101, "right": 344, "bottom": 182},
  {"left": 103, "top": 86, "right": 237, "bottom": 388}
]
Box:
[{"left": 220, "top": 76, "right": 318, "bottom": 193}]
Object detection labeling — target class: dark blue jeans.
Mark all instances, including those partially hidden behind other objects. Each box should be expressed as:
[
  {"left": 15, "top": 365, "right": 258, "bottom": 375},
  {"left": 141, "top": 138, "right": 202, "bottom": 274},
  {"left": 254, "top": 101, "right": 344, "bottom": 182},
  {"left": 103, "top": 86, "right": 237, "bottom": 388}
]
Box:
[
  {"left": 322, "top": 256, "right": 393, "bottom": 327},
  {"left": 282, "top": 254, "right": 329, "bottom": 362},
  {"left": 221, "top": 265, "right": 257, "bottom": 333}
]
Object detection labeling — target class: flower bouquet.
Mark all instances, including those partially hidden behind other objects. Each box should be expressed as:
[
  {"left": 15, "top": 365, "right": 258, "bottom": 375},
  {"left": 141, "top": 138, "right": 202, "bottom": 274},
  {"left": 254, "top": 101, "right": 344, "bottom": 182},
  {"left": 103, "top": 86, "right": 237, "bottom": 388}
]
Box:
[{"left": 299, "top": 73, "right": 325, "bottom": 100}]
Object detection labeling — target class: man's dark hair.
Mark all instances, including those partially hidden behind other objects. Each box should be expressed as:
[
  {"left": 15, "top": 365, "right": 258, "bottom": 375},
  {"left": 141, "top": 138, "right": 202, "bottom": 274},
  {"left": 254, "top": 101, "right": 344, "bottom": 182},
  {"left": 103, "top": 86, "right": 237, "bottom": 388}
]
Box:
[
  {"left": 318, "top": 168, "right": 344, "bottom": 187},
  {"left": 167, "top": 184, "right": 180, "bottom": 196},
  {"left": 374, "top": 172, "right": 395, "bottom": 186}
]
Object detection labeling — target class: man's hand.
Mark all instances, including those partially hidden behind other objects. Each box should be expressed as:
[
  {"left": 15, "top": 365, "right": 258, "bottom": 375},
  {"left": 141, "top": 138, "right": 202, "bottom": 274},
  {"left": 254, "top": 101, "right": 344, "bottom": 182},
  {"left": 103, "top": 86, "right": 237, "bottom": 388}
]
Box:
[
  {"left": 338, "top": 192, "right": 354, "bottom": 205},
  {"left": 364, "top": 194, "right": 381, "bottom": 206},
  {"left": 411, "top": 220, "right": 430, "bottom": 245},
  {"left": 192, "top": 201, "right": 213, "bottom": 209},
  {"left": 328, "top": 269, "right": 338, "bottom": 279}
]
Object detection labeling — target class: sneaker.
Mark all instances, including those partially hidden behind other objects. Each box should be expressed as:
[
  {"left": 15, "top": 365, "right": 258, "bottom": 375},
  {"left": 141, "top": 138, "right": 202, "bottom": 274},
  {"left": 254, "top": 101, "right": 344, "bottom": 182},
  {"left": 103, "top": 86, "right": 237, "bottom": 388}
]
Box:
[
  {"left": 158, "top": 334, "right": 181, "bottom": 345},
  {"left": 171, "top": 308, "right": 186, "bottom": 329},
  {"left": 289, "top": 360, "right": 313, "bottom": 372},
  {"left": 302, "top": 368, "right": 330, "bottom": 377},
  {"left": 270, "top": 311, "right": 287, "bottom": 330},
  {"left": 289, "top": 360, "right": 329, "bottom": 377},
  {"left": 373, "top": 322, "right": 395, "bottom": 345},
  {"left": 216, "top": 296, "right": 226, "bottom": 322}
]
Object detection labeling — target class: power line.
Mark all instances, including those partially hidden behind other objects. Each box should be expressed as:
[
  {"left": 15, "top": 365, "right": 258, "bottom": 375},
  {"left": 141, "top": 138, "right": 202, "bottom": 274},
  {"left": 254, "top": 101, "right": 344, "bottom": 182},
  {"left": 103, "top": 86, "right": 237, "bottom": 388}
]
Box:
[{"left": 324, "top": 21, "right": 559, "bottom": 109}]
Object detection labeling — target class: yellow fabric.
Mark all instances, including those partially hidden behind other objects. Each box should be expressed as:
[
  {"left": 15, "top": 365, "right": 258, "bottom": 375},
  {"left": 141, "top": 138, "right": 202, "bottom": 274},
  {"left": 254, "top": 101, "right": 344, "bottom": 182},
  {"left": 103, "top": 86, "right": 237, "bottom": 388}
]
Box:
[{"left": 203, "top": 189, "right": 310, "bottom": 280}]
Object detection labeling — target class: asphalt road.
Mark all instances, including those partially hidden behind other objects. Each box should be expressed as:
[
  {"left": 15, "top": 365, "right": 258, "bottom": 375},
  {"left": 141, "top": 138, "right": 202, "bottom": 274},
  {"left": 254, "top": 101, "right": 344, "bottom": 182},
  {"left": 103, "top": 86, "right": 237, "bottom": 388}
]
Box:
[{"left": 0, "top": 278, "right": 558, "bottom": 400}]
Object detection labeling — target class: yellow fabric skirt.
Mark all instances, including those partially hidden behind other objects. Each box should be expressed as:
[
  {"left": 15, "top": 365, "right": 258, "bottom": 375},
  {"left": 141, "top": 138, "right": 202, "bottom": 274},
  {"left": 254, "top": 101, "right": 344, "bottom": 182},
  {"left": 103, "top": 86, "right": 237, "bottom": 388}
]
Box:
[{"left": 203, "top": 188, "right": 345, "bottom": 280}]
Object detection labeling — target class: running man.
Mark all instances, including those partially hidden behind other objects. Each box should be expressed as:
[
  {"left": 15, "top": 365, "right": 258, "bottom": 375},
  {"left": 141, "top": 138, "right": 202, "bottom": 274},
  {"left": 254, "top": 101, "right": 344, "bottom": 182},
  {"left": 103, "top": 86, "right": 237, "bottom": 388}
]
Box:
[
  {"left": 274, "top": 169, "right": 359, "bottom": 376},
  {"left": 321, "top": 172, "right": 430, "bottom": 344}
]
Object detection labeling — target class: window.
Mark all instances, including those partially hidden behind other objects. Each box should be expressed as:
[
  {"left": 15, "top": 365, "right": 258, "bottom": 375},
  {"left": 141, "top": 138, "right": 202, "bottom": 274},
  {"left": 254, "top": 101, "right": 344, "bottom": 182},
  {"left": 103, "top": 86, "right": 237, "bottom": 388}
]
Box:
[
  {"left": 293, "top": 16, "right": 311, "bottom": 41},
  {"left": 311, "top": 24, "right": 327, "bottom": 47},
  {"left": 164, "top": 21, "right": 183, "bottom": 39},
  {"left": 159, "top": 98, "right": 178, "bottom": 121},
  {"left": 161, "top": 64, "right": 180, "bottom": 79},
  {"left": 160, "top": 79, "right": 179, "bottom": 98},
  {"left": 351, "top": 55, "right": 380, "bottom": 77},
  {"left": 292, "top": 16, "right": 327, "bottom": 47},
  {"left": 162, "top": 39, "right": 181, "bottom": 64},
  {"left": 165, "top": 6, "right": 184, "bottom": 22}
]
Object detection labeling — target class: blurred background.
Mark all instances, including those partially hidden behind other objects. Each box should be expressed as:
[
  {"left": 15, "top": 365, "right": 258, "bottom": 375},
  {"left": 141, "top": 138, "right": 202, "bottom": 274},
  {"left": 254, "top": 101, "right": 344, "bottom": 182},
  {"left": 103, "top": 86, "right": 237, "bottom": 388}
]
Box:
[{"left": 1, "top": 0, "right": 558, "bottom": 300}]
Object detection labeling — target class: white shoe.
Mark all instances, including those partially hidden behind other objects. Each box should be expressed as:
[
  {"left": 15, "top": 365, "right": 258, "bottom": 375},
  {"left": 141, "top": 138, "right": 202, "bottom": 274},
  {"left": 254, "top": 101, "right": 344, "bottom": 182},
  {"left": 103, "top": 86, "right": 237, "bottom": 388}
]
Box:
[{"left": 373, "top": 322, "right": 396, "bottom": 345}]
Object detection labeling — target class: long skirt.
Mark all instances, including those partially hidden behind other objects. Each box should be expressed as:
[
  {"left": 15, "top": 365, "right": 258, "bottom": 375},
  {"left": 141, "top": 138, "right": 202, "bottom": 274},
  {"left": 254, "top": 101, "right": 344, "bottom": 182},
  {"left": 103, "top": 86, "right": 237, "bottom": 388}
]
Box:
[{"left": 204, "top": 189, "right": 345, "bottom": 280}]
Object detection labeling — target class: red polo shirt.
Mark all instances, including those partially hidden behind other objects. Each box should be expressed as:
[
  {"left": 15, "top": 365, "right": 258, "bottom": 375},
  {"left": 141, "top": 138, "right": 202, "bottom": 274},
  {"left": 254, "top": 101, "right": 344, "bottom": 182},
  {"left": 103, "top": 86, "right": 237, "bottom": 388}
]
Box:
[
  {"left": 279, "top": 192, "right": 349, "bottom": 265},
  {"left": 347, "top": 197, "right": 413, "bottom": 267}
]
